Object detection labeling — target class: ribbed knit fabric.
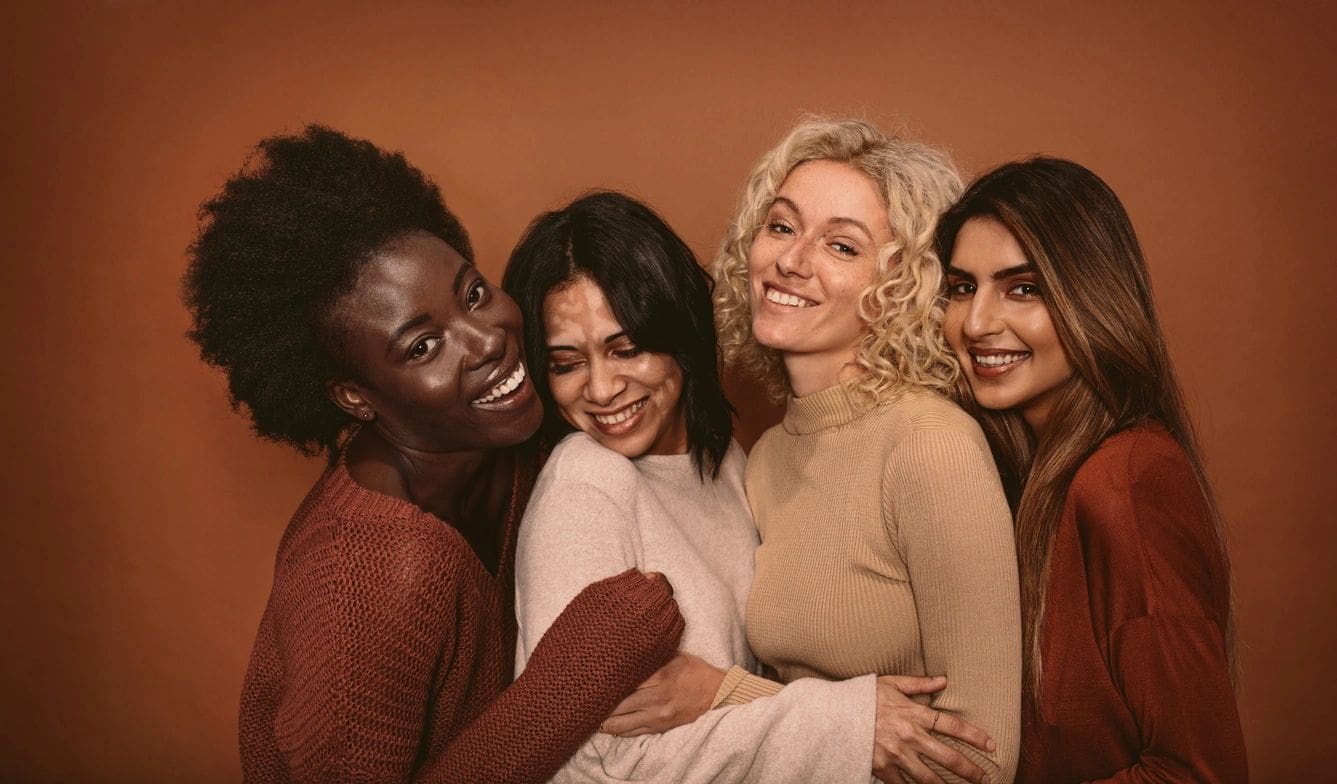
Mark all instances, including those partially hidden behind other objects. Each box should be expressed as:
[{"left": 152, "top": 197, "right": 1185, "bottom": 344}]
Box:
[
  {"left": 515, "top": 433, "right": 877, "bottom": 784},
  {"left": 1018, "top": 424, "right": 1246, "bottom": 783},
  {"left": 238, "top": 448, "right": 684, "bottom": 784},
  {"left": 746, "top": 379, "right": 1022, "bottom": 784},
  {"left": 711, "top": 666, "right": 783, "bottom": 708}
]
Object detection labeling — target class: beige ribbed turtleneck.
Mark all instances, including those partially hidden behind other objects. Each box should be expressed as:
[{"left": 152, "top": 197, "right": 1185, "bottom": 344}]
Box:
[{"left": 745, "top": 379, "right": 1022, "bottom": 783}]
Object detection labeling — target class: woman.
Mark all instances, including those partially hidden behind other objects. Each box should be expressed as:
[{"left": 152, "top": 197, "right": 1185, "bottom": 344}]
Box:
[
  {"left": 183, "top": 126, "right": 684, "bottom": 783},
  {"left": 936, "top": 157, "right": 1247, "bottom": 782},
  {"left": 504, "top": 191, "right": 996, "bottom": 784},
  {"left": 713, "top": 118, "right": 1022, "bottom": 784}
]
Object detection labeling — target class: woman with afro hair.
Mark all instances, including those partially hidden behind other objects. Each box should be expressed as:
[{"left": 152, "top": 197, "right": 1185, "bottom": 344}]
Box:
[{"left": 184, "top": 125, "right": 684, "bottom": 784}]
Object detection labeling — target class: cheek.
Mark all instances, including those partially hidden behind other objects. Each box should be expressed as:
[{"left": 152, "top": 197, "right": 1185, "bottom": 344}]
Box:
[
  {"left": 942, "top": 305, "right": 966, "bottom": 350},
  {"left": 644, "top": 356, "right": 684, "bottom": 407}
]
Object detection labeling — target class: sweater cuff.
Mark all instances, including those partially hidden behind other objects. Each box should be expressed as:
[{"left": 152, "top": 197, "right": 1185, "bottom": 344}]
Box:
[{"left": 711, "top": 665, "right": 785, "bottom": 708}]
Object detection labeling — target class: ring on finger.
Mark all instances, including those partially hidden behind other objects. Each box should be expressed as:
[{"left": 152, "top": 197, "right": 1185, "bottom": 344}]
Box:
[{"left": 930, "top": 710, "right": 941, "bottom": 733}]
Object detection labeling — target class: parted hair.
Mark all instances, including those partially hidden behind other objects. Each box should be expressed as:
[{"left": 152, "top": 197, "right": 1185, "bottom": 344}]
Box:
[
  {"left": 934, "top": 156, "right": 1234, "bottom": 703},
  {"left": 712, "top": 117, "right": 963, "bottom": 402},
  {"left": 502, "top": 191, "right": 732, "bottom": 479},
  {"left": 184, "top": 124, "right": 472, "bottom": 456}
]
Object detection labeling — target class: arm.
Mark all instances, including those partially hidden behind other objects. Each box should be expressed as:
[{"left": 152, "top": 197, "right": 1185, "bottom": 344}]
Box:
[
  {"left": 515, "top": 446, "right": 878, "bottom": 783},
  {"left": 886, "top": 427, "right": 1022, "bottom": 784},
  {"left": 274, "top": 512, "right": 681, "bottom": 784},
  {"left": 423, "top": 569, "right": 684, "bottom": 784},
  {"left": 1079, "top": 439, "right": 1246, "bottom": 783}
]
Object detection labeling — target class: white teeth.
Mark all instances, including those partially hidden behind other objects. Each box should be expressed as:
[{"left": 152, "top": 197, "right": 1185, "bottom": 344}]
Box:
[
  {"left": 593, "top": 399, "right": 647, "bottom": 425},
  {"left": 765, "top": 287, "right": 813, "bottom": 308},
  {"left": 973, "top": 352, "right": 1028, "bottom": 367},
  {"left": 472, "top": 364, "right": 526, "bottom": 405}
]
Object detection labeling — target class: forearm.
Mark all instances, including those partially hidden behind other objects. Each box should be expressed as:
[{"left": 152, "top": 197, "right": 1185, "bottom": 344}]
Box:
[
  {"left": 556, "top": 675, "right": 877, "bottom": 784},
  {"left": 419, "top": 571, "right": 684, "bottom": 784}
]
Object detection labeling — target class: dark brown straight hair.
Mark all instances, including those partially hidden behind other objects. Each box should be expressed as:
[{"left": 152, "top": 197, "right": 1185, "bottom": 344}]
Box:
[{"left": 935, "top": 157, "right": 1235, "bottom": 704}]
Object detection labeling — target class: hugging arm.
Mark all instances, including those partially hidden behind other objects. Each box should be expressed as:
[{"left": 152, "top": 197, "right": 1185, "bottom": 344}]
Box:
[{"left": 886, "top": 428, "right": 1022, "bottom": 783}]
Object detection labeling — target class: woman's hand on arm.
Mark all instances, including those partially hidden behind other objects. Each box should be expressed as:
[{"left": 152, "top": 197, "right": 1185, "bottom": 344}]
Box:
[
  {"left": 872, "top": 675, "right": 996, "bottom": 784},
  {"left": 601, "top": 651, "right": 727, "bottom": 736}
]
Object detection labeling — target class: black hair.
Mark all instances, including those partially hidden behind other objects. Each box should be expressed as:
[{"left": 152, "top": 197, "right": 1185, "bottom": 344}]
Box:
[
  {"left": 502, "top": 191, "right": 732, "bottom": 479},
  {"left": 183, "top": 124, "right": 473, "bottom": 456}
]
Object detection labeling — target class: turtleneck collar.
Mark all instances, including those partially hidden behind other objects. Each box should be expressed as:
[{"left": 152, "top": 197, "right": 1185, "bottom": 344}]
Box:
[{"left": 781, "top": 376, "right": 880, "bottom": 435}]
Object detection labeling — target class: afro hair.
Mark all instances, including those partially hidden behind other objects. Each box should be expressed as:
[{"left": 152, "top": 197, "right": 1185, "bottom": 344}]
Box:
[{"left": 183, "top": 124, "right": 472, "bottom": 455}]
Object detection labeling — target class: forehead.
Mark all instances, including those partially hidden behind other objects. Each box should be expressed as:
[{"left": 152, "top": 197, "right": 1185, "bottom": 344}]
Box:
[
  {"left": 341, "top": 232, "right": 466, "bottom": 320},
  {"left": 542, "top": 277, "right": 621, "bottom": 340},
  {"left": 951, "top": 218, "right": 1028, "bottom": 270},
  {"left": 774, "top": 160, "right": 886, "bottom": 220}
]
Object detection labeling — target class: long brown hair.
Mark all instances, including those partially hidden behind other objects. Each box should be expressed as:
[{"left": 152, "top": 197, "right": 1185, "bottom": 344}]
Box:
[{"left": 935, "top": 157, "right": 1234, "bottom": 703}]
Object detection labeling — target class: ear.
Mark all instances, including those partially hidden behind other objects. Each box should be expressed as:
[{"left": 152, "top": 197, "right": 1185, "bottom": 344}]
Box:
[{"left": 327, "top": 379, "right": 376, "bottom": 422}]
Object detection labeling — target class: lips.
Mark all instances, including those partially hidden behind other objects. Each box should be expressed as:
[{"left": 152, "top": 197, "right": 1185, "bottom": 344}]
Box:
[
  {"left": 761, "top": 283, "right": 817, "bottom": 309},
  {"left": 587, "top": 396, "right": 649, "bottom": 436},
  {"left": 471, "top": 362, "right": 526, "bottom": 406},
  {"left": 967, "top": 349, "right": 1030, "bottom": 379}
]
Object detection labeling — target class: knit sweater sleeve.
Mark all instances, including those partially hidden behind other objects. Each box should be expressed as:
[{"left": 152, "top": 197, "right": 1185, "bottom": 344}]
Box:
[
  {"left": 423, "top": 569, "right": 685, "bottom": 784},
  {"left": 1076, "top": 435, "right": 1246, "bottom": 784},
  {"left": 271, "top": 509, "right": 682, "bottom": 784},
  {"left": 884, "top": 426, "right": 1022, "bottom": 784}
]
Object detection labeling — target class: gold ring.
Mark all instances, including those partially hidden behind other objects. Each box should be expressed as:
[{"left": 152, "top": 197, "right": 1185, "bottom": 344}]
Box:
[{"left": 931, "top": 711, "right": 941, "bottom": 733}]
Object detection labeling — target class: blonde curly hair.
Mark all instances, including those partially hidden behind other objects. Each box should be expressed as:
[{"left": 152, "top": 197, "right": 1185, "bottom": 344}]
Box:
[{"left": 713, "top": 117, "right": 963, "bottom": 402}]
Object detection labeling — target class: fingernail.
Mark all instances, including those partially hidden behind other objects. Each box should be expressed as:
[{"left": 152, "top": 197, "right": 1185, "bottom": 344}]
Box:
[{"left": 987, "top": 739, "right": 996, "bottom": 752}]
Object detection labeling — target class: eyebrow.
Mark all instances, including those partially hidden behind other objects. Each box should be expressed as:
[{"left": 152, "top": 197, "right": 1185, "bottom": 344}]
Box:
[
  {"left": 769, "top": 197, "right": 874, "bottom": 240},
  {"left": 945, "top": 263, "right": 1034, "bottom": 282},
  {"left": 387, "top": 314, "right": 431, "bottom": 356},
  {"left": 546, "top": 331, "right": 629, "bottom": 353},
  {"left": 452, "top": 260, "right": 474, "bottom": 295}
]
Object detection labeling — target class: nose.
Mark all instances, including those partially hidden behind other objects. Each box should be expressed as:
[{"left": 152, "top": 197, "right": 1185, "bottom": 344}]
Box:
[
  {"left": 961, "top": 293, "right": 1003, "bottom": 341},
  {"left": 461, "top": 314, "right": 507, "bottom": 371},
  {"left": 583, "top": 356, "right": 627, "bottom": 406},
  {"left": 774, "top": 236, "right": 813, "bottom": 279}
]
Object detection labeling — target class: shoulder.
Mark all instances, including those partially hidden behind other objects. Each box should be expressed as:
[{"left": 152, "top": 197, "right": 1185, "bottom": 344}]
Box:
[
  {"left": 881, "top": 390, "right": 997, "bottom": 473},
  {"left": 1069, "top": 423, "right": 1204, "bottom": 521},
  {"left": 1066, "top": 424, "right": 1223, "bottom": 610},
  {"left": 282, "top": 474, "right": 470, "bottom": 606},
  {"left": 536, "top": 432, "right": 641, "bottom": 494}
]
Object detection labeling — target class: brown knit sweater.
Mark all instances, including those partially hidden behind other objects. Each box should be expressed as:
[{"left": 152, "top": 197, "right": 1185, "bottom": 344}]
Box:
[{"left": 238, "top": 449, "right": 685, "bottom": 783}]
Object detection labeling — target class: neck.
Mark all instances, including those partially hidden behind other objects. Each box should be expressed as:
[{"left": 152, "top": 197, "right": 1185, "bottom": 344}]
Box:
[
  {"left": 346, "top": 426, "right": 498, "bottom": 522},
  {"left": 782, "top": 350, "right": 863, "bottom": 398}
]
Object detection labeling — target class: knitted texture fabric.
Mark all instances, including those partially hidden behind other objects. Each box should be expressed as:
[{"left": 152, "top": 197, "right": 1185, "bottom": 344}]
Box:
[
  {"left": 745, "top": 380, "right": 1021, "bottom": 784},
  {"left": 239, "top": 450, "right": 684, "bottom": 784},
  {"left": 514, "top": 432, "right": 877, "bottom": 784},
  {"left": 1018, "top": 424, "right": 1246, "bottom": 783}
]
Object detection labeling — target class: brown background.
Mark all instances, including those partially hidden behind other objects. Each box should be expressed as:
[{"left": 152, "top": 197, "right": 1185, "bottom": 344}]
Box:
[{"left": 3, "top": 1, "right": 1334, "bottom": 781}]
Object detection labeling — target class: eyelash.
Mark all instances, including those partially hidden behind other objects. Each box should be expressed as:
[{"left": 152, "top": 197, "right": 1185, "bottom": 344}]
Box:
[
  {"left": 409, "top": 336, "right": 441, "bottom": 360},
  {"left": 765, "top": 221, "right": 858, "bottom": 256},
  {"left": 466, "top": 279, "right": 488, "bottom": 309},
  {"left": 946, "top": 281, "right": 1043, "bottom": 299},
  {"left": 547, "top": 346, "right": 643, "bottom": 375}
]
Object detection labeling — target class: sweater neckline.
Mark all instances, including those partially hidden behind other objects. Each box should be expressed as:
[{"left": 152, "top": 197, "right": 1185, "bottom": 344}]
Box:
[
  {"left": 321, "top": 447, "right": 528, "bottom": 582},
  {"left": 782, "top": 376, "right": 878, "bottom": 435}
]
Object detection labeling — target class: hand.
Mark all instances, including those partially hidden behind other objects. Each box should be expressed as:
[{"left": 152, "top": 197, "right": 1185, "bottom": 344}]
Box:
[
  {"left": 600, "top": 652, "right": 726, "bottom": 736},
  {"left": 872, "top": 675, "right": 996, "bottom": 784},
  {"left": 641, "top": 570, "right": 673, "bottom": 597}
]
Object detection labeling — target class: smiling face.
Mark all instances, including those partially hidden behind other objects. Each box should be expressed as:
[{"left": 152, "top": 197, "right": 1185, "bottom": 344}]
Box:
[
  {"left": 747, "top": 159, "right": 890, "bottom": 395},
  {"left": 943, "top": 217, "right": 1075, "bottom": 434},
  {"left": 327, "top": 231, "right": 543, "bottom": 452},
  {"left": 542, "top": 276, "right": 687, "bottom": 459}
]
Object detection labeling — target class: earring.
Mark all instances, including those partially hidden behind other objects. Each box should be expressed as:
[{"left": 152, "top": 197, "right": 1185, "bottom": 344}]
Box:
[{"left": 361, "top": 411, "right": 373, "bottom": 421}]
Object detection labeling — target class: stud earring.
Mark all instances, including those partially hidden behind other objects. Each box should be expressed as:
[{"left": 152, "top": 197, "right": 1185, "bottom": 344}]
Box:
[{"left": 362, "top": 411, "right": 373, "bottom": 420}]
